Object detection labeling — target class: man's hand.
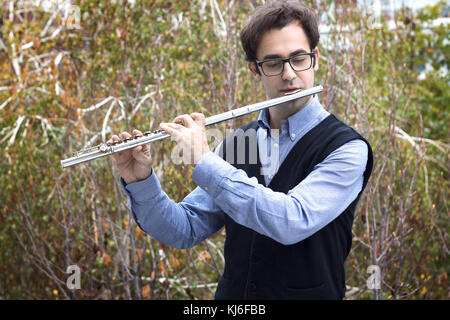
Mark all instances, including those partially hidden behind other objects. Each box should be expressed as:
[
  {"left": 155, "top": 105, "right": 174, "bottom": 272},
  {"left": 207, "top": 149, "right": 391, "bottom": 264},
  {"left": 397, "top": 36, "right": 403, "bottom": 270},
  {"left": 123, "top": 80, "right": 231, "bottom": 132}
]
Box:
[
  {"left": 109, "top": 129, "right": 153, "bottom": 184},
  {"left": 159, "top": 113, "right": 210, "bottom": 165}
]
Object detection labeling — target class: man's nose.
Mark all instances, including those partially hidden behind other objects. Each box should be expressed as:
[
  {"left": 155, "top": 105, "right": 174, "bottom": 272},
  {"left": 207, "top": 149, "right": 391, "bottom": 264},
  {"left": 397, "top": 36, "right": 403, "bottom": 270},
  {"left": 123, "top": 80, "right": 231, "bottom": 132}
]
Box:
[{"left": 281, "top": 61, "right": 296, "bottom": 81}]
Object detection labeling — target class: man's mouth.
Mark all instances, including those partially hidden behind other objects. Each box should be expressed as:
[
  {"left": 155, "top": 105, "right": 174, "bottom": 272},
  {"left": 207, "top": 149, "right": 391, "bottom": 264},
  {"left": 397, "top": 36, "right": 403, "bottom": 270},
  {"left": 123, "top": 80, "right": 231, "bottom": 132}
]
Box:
[{"left": 281, "top": 88, "right": 302, "bottom": 95}]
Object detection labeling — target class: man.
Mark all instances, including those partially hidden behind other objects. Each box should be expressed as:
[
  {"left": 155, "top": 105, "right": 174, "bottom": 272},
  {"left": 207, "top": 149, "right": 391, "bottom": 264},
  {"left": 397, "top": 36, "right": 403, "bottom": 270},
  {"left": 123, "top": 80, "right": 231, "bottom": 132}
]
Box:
[{"left": 111, "top": 1, "right": 373, "bottom": 300}]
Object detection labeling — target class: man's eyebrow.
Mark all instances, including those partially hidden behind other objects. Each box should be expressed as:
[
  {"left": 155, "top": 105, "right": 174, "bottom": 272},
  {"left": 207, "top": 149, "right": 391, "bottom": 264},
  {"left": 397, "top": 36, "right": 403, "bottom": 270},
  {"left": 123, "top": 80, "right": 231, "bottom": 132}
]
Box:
[{"left": 261, "top": 49, "right": 308, "bottom": 60}]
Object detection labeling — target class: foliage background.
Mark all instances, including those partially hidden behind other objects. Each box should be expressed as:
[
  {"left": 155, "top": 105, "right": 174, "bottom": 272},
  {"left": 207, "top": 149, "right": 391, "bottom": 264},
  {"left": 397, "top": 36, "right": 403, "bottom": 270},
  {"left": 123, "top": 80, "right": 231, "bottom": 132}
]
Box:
[{"left": 0, "top": 0, "right": 448, "bottom": 299}]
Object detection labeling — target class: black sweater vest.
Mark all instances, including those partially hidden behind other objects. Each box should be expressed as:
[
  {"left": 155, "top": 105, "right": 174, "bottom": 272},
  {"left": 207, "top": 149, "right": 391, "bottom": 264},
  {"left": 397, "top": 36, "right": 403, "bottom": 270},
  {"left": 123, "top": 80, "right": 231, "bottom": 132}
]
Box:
[{"left": 214, "top": 114, "right": 373, "bottom": 300}]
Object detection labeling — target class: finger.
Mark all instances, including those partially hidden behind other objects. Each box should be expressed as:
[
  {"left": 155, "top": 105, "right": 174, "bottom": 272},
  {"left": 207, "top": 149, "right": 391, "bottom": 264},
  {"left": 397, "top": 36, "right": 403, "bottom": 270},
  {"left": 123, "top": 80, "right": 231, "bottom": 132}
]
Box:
[
  {"left": 115, "top": 132, "right": 134, "bottom": 157},
  {"left": 128, "top": 129, "right": 145, "bottom": 152},
  {"left": 160, "top": 123, "right": 185, "bottom": 141},
  {"left": 160, "top": 122, "right": 185, "bottom": 133},
  {"left": 172, "top": 114, "right": 188, "bottom": 125},
  {"left": 120, "top": 131, "right": 132, "bottom": 139},
  {"left": 110, "top": 135, "right": 121, "bottom": 143},
  {"left": 132, "top": 129, "right": 144, "bottom": 137},
  {"left": 190, "top": 113, "right": 206, "bottom": 127},
  {"left": 124, "top": 129, "right": 147, "bottom": 154},
  {"left": 109, "top": 134, "right": 129, "bottom": 161},
  {"left": 140, "top": 142, "right": 151, "bottom": 155},
  {"left": 132, "top": 145, "right": 152, "bottom": 164},
  {"left": 172, "top": 114, "right": 196, "bottom": 128},
  {"left": 159, "top": 123, "right": 173, "bottom": 136}
]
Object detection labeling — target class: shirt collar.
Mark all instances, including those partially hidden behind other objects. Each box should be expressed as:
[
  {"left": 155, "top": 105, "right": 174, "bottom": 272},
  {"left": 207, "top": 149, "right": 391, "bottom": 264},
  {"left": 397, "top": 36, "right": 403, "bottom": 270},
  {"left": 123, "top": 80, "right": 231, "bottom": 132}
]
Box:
[
  {"left": 257, "top": 95, "right": 324, "bottom": 140},
  {"left": 257, "top": 106, "right": 271, "bottom": 131}
]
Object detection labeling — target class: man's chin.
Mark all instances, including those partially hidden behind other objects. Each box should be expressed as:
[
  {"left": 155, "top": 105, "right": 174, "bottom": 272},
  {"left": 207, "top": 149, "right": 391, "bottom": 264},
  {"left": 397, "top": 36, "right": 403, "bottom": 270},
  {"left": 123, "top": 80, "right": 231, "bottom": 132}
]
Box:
[{"left": 292, "top": 95, "right": 313, "bottom": 110}]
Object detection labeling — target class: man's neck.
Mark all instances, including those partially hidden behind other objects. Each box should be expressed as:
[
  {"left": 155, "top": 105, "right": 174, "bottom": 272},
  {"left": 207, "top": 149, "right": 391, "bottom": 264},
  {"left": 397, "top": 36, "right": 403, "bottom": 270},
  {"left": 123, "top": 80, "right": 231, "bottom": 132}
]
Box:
[{"left": 268, "top": 95, "right": 313, "bottom": 130}]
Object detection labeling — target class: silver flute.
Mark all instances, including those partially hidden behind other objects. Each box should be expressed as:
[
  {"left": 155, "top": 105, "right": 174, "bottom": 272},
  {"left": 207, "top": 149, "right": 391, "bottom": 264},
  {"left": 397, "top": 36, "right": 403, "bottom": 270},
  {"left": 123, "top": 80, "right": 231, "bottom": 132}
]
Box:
[{"left": 61, "top": 85, "right": 323, "bottom": 168}]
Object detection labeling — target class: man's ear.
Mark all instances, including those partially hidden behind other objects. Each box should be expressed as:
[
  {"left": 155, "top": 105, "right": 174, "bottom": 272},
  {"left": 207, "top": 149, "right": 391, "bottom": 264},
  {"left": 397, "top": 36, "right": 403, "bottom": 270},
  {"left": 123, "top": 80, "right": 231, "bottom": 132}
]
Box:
[
  {"left": 248, "top": 61, "right": 261, "bottom": 81},
  {"left": 313, "top": 48, "right": 319, "bottom": 71}
]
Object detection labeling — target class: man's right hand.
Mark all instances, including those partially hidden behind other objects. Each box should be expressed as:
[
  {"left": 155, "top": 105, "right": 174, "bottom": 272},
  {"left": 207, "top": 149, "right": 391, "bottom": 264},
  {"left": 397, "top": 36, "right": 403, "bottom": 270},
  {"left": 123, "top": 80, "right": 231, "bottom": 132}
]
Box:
[{"left": 110, "top": 129, "right": 153, "bottom": 184}]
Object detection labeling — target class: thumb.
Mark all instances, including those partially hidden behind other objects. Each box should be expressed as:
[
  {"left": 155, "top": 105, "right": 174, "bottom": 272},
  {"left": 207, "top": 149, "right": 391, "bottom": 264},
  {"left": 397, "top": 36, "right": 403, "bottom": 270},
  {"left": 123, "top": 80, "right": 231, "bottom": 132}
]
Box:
[{"left": 131, "top": 144, "right": 152, "bottom": 165}]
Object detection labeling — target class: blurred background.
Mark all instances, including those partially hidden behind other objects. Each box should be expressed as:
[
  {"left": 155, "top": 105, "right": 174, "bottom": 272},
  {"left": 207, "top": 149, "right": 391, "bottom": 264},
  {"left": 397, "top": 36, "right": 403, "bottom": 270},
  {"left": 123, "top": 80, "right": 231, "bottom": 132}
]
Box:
[{"left": 0, "top": 0, "right": 448, "bottom": 299}]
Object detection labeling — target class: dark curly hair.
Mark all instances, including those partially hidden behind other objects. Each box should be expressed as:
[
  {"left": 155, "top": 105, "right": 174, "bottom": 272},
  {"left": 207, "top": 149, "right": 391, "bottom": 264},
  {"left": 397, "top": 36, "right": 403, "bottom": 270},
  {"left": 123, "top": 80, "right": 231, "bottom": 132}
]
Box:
[{"left": 240, "top": 1, "right": 320, "bottom": 62}]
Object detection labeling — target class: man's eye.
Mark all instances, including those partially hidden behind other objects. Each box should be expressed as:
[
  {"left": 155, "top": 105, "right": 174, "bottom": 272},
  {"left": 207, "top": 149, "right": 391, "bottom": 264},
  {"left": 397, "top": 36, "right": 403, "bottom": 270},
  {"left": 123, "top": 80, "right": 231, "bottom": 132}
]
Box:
[
  {"left": 292, "top": 58, "right": 306, "bottom": 64},
  {"left": 266, "top": 61, "right": 281, "bottom": 68}
]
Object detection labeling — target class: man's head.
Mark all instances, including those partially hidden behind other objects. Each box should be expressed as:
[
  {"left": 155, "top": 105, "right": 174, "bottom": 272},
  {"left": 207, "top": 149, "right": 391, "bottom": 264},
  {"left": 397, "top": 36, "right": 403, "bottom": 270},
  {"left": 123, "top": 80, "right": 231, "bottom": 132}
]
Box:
[
  {"left": 241, "top": 1, "right": 320, "bottom": 63},
  {"left": 240, "top": 1, "right": 320, "bottom": 114}
]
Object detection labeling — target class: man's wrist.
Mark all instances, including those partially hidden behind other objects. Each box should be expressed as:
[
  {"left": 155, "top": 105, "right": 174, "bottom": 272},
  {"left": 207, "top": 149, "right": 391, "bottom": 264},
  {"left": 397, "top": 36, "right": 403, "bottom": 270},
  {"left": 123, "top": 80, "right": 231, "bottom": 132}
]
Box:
[
  {"left": 193, "top": 145, "right": 211, "bottom": 165},
  {"left": 122, "top": 168, "right": 153, "bottom": 185},
  {"left": 121, "top": 169, "right": 161, "bottom": 202}
]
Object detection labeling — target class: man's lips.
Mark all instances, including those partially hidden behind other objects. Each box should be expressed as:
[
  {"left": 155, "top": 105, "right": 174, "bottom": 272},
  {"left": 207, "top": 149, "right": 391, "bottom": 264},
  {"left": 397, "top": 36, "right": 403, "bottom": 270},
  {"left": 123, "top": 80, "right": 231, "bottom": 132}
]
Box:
[{"left": 281, "top": 88, "right": 302, "bottom": 95}]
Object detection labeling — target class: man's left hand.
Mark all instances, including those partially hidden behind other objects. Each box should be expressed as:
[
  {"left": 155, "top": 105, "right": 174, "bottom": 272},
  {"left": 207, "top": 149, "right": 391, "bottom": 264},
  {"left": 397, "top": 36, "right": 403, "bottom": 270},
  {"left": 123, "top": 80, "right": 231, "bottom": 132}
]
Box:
[{"left": 159, "top": 113, "right": 211, "bottom": 165}]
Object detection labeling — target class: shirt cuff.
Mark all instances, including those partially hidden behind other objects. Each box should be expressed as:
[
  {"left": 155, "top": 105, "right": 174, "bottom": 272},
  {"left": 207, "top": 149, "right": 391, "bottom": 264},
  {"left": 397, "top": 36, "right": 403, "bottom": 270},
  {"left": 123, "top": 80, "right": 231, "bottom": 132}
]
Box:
[
  {"left": 192, "top": 151, "right": 234, "bottom": 197},
  {"left": 120, "top": 171, "right": 162, "bottom": 202}
]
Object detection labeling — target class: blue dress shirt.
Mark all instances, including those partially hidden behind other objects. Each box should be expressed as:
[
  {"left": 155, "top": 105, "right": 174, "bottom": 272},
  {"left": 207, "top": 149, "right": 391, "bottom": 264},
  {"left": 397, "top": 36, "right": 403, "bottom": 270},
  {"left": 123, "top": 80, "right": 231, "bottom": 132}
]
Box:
[{"left": 120, "top": 96, "right": 369, "bottom": 248}]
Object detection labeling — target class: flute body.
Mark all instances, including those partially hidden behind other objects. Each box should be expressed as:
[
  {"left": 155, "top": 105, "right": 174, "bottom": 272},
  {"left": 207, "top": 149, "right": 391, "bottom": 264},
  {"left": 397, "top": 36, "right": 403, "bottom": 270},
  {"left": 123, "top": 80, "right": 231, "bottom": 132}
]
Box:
[{"left": 61, "top": 85, "right": 323, "bottom": 168}]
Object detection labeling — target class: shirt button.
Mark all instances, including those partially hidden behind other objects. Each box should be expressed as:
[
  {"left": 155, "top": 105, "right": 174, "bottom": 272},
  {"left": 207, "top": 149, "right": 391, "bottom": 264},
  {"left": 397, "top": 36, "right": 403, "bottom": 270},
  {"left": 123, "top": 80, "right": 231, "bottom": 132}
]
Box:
[
  {"left": 274, "top": 143, "right": 279, "bottom": 148},
  {"left": 204, "top": 187, "right": 209, "bottom": 191},
  {"left": 291, "top": 133, "right": 296, "bottom": 139}
]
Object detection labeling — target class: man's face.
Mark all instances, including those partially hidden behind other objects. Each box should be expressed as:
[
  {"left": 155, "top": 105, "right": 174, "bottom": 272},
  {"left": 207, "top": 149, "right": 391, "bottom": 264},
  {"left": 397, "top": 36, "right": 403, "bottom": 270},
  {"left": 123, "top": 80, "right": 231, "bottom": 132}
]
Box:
[{"left": 250, "top": 22, "right": 319, "bottom": 111}]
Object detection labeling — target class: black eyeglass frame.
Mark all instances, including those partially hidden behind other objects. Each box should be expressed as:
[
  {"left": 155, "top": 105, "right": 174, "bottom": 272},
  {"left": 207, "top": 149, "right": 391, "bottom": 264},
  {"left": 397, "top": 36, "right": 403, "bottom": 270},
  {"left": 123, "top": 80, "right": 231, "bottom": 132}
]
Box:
[{"left": 256, "top": 51, "right": 316, "bottom": 77}]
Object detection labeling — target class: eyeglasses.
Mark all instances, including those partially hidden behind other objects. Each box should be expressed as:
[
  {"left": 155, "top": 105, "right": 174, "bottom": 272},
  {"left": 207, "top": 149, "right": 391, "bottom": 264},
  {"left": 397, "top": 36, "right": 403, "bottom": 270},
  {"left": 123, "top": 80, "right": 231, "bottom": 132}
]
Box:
[{"left": 256, "top": 52, "right": 315, "bottom": 77}]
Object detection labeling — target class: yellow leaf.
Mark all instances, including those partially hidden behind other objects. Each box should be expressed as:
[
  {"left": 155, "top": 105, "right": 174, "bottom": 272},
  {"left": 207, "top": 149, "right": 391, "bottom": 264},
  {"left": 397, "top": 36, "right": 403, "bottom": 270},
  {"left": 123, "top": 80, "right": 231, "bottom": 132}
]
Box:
[
  {"left": 158, "top": 261, "right": 166, "bottom": 275},
  {"left": 169, "top": 255, "right": 180, "bottom": 269},
  {"left": 197, "top": 251, "right": 211, "bottom": 263},
  {"left": 135, "top": 226, "right": 145, "bottom": 238},
  {"left": 135, "top": 248, "right": 143, "bottom": 262},
  {"left": 141, "top": 284, "right": 151, "bottom": 299},
  {"left": 102, "top": 252, "right": 111, "bottom": 266}
]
